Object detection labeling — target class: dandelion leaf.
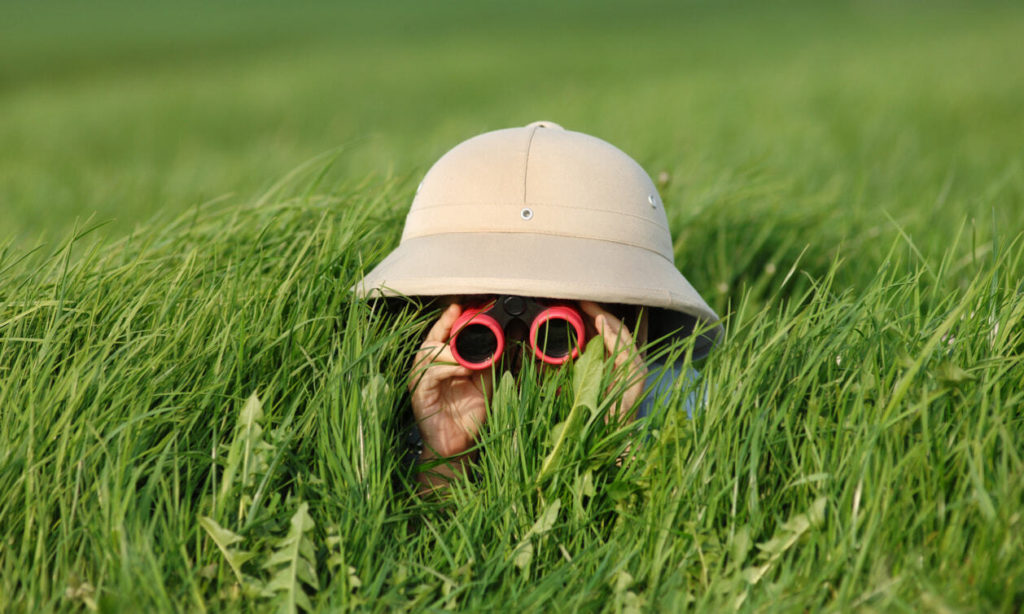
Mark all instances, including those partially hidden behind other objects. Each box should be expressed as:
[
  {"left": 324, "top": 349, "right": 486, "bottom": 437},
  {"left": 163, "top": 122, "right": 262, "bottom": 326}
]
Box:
[
  {"left": 512, "top": 538, "right": 534, "bottom": 573},
  {"left": 572, "top": 336, "right": 605, "bottom": 415},
  {"left": 262, "top": 502, "right": 319, "bottom": 613},
  {"left": 199, "top": 515, "right": 256, "bottom": 585},
  {"left": 529, "top": 499, "right": 561, "bottom": 536},
  {"left": 539, "top": 339, "right": 605, "bottom": 480}
]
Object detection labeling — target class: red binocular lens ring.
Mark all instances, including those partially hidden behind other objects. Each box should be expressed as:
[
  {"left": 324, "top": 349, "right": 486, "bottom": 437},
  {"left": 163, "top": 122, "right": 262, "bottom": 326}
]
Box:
[
  {"left": 448, "top": 307, "right": 505, "bottom": 370},
  {"left": 529, "top": 306, "right": 585, "bottom": 365}
]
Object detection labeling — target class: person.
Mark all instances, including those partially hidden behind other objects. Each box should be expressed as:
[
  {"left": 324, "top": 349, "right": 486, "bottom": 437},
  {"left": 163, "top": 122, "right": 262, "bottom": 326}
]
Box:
[{"left": 354, "top": 121, "right": 721, "bottom": 491}]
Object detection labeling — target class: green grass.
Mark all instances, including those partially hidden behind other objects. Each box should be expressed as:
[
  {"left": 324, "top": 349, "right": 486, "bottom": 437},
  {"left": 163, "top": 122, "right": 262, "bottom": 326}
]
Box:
[{"left": 2, "top": 1, "right": 1023, "bottom": 611}]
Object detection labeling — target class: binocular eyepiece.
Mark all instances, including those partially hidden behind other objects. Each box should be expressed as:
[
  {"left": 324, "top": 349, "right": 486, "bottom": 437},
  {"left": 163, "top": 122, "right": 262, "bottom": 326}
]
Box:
[{"left": 449, "top": 296, "right": 585, "bottom": 370}]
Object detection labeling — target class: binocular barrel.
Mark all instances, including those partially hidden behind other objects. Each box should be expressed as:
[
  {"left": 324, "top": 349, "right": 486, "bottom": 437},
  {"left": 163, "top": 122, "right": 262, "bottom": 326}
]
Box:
[{"left": 449, "top": 300, "right": 585, "bottom": 370}]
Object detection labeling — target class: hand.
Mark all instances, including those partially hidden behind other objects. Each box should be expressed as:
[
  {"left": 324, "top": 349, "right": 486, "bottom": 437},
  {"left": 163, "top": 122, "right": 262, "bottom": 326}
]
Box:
[
  {"left": 579, "top": 301, "right": 648, "bottom": 421},
  {"left": 409, "top": 303, "right": 494, "bottom": 487}
]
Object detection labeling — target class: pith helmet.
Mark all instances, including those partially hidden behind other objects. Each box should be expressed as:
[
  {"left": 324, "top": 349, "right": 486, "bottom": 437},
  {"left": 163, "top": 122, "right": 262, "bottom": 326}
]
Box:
[{"left": 355, "top": 121, "right": 721, "bottom": 357}]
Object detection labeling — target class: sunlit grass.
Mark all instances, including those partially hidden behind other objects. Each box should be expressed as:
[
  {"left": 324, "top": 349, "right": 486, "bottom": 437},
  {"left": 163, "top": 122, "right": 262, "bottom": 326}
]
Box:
[
  {"left": 1, "top": 1, "right": 1023, "bottom": 611},
  {"left": 1, "top": 157, "right": 1021, "bottom": 610}
]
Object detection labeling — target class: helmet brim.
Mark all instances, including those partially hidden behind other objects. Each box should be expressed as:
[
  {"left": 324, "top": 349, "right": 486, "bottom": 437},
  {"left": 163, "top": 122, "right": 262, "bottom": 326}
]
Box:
[{"left": 353, "top": 231, "right": 722, "bottom": 359}]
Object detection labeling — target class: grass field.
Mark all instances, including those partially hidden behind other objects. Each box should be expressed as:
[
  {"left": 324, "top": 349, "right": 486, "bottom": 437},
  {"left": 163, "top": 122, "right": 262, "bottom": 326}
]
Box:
[{"left": 1, "top": 1, "right": 1023, "bottom": 611}]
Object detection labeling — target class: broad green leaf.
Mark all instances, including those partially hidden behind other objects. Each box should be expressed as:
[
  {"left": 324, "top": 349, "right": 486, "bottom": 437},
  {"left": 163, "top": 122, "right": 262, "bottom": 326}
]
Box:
[
  {"left": 513, "top": 499, "right": 562, "bottom": 575},
  {"left": 539, "top": 338, "right": 606, "bottom": 480},
  {"left": 808, "top": 497, "right": 827, "bottom": 526},
  {"left": 240, "top": 391, "right": 264, "bottom": 428},
  {"left": 613, "top": 569, "right": 634, "bottom": 593},
  {"left": 262, "top": 502, "right": 319, "bottom": 613},
  {"left": 937, "top": 361, "right": 974, "bottom": 386},
  {"left": 731, "top": 525, "right": 752, "bottom": 568},
  {"left": 576, "top": 470, "right": 596, "bottom": 498},
  {"left": 347, "top": 566, "right": 363, "bottom": 589},
  {"left": 512, "top": 538, "right": 534, "bottom": 573},
  {"left": 199, "top": 515, "right": 255, "bottom": 585},
  {"left": 218, "top": 391, "right": 267, "bottom": 522},
  {"left": 606, "top": 480, "right": 636, "bottom": 502},
  {"left": 572, "top": 336, "right": 606, "bottom": 412},
  {"left": 529, "top": 499, "right": 561, "bottom": 536},
  {"left": 742, "top": 563, "right": 770, "bottom": 585},
  {"left": 494, "top": 370, "right": 517, "bottom": 404},
  {"left": 548, "top": 421, "right": 567, "bottom": 448},
  {"left": 199, "top": 515, "right": 244, "bottom": 548}
]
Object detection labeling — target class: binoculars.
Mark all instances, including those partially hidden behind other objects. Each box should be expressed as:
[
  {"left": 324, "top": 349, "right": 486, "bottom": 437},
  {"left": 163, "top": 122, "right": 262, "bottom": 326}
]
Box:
[{"left": 449, "top": 296, "right": 586, "bottom": 370}]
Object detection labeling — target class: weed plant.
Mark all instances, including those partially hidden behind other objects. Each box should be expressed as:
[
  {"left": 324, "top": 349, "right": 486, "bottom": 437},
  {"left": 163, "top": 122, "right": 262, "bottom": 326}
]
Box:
[{"left": 1, "top": 162, "right": 1021, "bottom": 611}]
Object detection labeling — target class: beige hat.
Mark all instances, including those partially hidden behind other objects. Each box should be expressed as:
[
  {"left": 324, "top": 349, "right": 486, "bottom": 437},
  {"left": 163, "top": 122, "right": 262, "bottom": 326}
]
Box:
[{"left": 355, "top": 121, "right": 721, "bottom": 358}]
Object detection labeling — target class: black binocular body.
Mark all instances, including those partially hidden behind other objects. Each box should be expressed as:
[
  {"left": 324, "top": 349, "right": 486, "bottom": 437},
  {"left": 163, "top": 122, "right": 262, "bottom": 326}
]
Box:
[{"left": 448, "top": 295, "right": 586, "bottom": 370}]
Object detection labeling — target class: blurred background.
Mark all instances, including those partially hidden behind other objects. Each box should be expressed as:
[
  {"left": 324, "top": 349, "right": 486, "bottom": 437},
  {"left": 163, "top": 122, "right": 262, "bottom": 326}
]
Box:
[{"left": 2, "top": 0, "right": 1022, "bottom": 257}]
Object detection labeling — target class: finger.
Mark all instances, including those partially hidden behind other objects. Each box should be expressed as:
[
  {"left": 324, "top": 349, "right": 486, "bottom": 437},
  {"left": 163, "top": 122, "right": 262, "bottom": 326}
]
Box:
[
  {"left": 425, "top": 303, "right": 462, "bottom": 343},
  {"left": 596, "top": 311, "right": 646, "bottom": 386},
  {"left": 415, "top": 339, "right": 459, "bottom": 366},
  {"left": 410, "top": 345, "right": 468, "bottom": 391},
  {"left": 578, "top": 300, "right": 612, "bottom": 344},
  {"left": 408, "top": 359, "right": 476, "bottom": 397},
  {"left": 583, "top": 303, "right": 647, "bottom": 422},
  {"left": 413, "top": 363, "right": 473, "bottom": 387},
  {"left": 578, "top": 300, "right": 610, "bottom": 320},
  {"left": 579, "top": 300, "right": 611, "bottom": 334},
  {"left": 415, "top": 306, "right": 462, "bottom": 371},
  {"left": 595, "top": 311, "right": 630, "bottom": 357},
  {"left": 584, "top": 303, "right": 641, "bottom": 373}
]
